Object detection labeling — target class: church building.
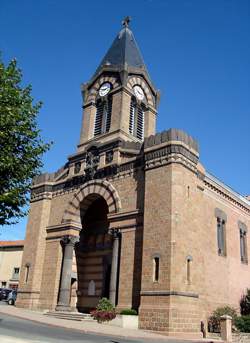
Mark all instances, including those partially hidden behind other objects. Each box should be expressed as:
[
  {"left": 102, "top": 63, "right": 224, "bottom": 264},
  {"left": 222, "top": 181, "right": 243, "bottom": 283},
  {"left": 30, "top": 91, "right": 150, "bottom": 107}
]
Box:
[{"left": 17, "top": 19, "right": 250, "bottom": 336}]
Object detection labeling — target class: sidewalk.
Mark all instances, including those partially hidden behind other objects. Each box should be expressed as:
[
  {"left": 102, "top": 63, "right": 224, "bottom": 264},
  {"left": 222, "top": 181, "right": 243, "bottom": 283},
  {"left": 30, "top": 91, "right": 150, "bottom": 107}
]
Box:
[{"left": 0, "top": 305, "right": 221, "bottom": 342}]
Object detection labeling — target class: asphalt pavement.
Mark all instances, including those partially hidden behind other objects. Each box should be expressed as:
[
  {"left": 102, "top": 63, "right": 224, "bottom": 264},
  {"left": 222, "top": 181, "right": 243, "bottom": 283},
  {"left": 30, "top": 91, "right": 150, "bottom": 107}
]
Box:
[
  {"left": 0, "top": 301, "right": 213, "bottom": 343},
  {"left": 0, "top": 310, "right": 202, "bottom": 343},
  {"left": 0, "top": 312, "right": 149, "bottom": 343}
]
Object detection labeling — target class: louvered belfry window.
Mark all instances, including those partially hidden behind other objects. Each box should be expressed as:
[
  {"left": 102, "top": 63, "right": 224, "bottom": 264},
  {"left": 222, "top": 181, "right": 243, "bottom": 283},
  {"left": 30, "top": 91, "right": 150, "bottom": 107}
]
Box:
[
  {"left": 94, "top": 97, "right": 112, "bottom": 136},
  {"left": 129, "top": 98, "right": 144, "bottom": 141}
]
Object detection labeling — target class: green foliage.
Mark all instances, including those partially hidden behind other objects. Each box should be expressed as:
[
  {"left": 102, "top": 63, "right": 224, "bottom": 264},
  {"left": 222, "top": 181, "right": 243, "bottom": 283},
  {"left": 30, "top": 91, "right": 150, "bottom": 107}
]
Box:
[
  {"left": 208, "top": 306, "right": 237, "bottom": 333},
  {"left": 120, "top": 309, "right": 137, "bottom": 315},
  {"left": 96, "top": 297, "right": 115, "bottom": 312},
  {"left": 235, "top": 316, "right": 250, "bottom": 333},
  {"left": 0, "top": 56, "right": 51, "bottom": 225},
  {"left": 91, "top": 298, "right": 116, "bottom": 323},
  {"left": 240, "top": 289, "right": 250, "bottom": 316}
]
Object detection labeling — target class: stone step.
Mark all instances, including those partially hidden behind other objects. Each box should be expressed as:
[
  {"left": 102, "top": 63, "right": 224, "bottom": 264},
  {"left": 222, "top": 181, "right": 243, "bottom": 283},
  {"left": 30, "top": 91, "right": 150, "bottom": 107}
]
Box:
[{"left": 44, "top": 311, "right": 93, "bottom": 322}]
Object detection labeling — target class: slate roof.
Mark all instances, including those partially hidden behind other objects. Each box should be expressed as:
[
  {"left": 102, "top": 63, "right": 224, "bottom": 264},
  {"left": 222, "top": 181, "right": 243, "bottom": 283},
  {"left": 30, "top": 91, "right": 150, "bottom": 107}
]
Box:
[{"left": 94, "top": 26, "right": 149, "bottom": 79}]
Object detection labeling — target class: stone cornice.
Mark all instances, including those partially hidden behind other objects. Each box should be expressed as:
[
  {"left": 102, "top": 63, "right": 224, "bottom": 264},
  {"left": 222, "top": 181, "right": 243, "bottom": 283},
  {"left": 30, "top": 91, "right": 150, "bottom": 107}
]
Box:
[
  {"left": 204, "top": 174, "right": 250, "bottom": 214},
  {"left": 108, "top": 209, "right": 143, "bottom": 230}
]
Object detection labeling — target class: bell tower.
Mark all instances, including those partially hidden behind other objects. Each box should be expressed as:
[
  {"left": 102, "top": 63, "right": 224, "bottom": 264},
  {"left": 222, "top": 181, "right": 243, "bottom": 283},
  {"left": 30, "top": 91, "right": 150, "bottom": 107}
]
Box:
[{"left": 78, "top": 17, "right": 160, "bottom": 152}]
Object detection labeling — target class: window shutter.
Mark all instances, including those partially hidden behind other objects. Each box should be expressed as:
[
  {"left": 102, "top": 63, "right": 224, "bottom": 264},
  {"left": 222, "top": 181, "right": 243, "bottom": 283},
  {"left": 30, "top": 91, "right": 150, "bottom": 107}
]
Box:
[
  {"left": 94, "top": 101, "right": 103, "bottom": 136},
  {"left": 129, "top": 100, "right": 135, "bottom": 135},
  {"left": 136, "top": 106, "right": 144, "bottom": 141},
  {"left": 105, "top": 97, "right": 112, "bottom": 133},
  {"left": 94, "top": 97, "right": 112, "bottom": 136}
]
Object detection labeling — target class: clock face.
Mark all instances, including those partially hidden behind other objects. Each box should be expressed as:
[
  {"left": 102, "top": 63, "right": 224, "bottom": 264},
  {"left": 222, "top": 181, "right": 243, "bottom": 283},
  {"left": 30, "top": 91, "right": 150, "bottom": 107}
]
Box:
[
  {"left": 133, "top": 85, "right": 144, "bottom": 101},
  {"left": 99, "top": 82, "right": 111, "bottom": 97}
]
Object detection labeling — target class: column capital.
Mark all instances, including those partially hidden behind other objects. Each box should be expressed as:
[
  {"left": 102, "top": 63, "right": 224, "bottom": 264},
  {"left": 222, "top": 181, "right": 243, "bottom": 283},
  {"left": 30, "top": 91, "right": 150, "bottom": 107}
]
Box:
[
  {"left": 61, "top": 235, "right": 79, "bottom": 246},
  {"left": 108, "top": 228, "right": 121, "bottom": 239}
]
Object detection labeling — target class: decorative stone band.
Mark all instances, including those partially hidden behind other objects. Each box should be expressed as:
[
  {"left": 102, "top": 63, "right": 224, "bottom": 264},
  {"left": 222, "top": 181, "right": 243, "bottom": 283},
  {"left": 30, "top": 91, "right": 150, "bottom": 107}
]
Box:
[
  {"left": 127, "top": 75, "right": 155, "bottom": 107},
  {"left": 61, "top": 179, "right": 121, "bottom": 224},
  {"left": 140, "top": 290, "right": 199, "bottom": 298},
  {"left": 144, "top": 128, "right": 199, "bottom": 153},
  {"left": 85, "top": 75, "right": 119, "bottom": 103},
  {"left": 145, "top": 143, "right": 198, "bottom": 165},
  {"left": 144, "top": 148, "right": 198, "bottom": 173}
]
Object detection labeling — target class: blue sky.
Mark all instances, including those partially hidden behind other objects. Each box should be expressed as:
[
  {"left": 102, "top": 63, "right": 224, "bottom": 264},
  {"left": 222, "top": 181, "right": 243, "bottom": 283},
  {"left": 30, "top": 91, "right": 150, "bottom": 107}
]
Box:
[{"left": 0, "top": 0, "right": 249, "bottom": 240}]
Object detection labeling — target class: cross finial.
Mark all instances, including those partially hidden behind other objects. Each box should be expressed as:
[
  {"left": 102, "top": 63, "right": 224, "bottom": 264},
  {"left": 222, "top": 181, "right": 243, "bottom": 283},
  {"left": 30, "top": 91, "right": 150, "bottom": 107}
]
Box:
[{"left": 122, "top": 16, "right": 131, "bottom": 28}]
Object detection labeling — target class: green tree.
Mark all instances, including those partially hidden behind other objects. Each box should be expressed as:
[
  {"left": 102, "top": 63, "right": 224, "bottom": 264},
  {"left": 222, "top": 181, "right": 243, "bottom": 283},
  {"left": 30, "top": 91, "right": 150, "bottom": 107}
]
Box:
[{"left": 0, "top": 57, "right": 51, "bottom": 225}]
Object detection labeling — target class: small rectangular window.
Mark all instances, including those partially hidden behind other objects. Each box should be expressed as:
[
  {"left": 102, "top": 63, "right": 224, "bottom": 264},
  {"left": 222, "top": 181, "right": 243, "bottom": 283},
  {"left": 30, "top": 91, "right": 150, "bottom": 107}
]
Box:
[
  {"left": 25, "top": 265, "right": 30, "bottom": 283},
  {"left": 14, "top": 268, "right": 20, "bottom": 274},
  {"left": 153, "top": 257, "right": 160, "bottom": 282},
  {"left": 187, "top": 259, "right": 191, "bottom": 283},
  {"left": 240, "top": 229, "right": 248, "bottom": 264},
  {"left": 217, "top": 218, "right": 226, "bottom": 256},
  {"left": 12, "top": 267, "right": 20, "bottom": 280}
]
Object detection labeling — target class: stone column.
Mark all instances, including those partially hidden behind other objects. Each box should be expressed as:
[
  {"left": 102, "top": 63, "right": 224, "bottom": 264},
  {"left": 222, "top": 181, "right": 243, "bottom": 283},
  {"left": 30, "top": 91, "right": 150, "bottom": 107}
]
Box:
[
  {"left": 220, "top": 315, "right": 232, "bottom": 342},
  {"left": 56, "top": 235, "right": 79, "bottom": 311},
  {"left": 109, "top": 229, "right": 120, "bottom": 306}
]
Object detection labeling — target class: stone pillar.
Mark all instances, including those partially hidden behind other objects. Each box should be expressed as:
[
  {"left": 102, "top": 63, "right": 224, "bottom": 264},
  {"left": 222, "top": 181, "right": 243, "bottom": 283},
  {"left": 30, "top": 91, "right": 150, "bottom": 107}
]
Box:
[
  {"left": 56, "top": 235, "right": 79, "bottom": 311},
  {"left": 109, "top": 229, "right": 120, "bottom": 306},
  {"left": 220, "top": 315, "right": 232, "bottom": 342}
]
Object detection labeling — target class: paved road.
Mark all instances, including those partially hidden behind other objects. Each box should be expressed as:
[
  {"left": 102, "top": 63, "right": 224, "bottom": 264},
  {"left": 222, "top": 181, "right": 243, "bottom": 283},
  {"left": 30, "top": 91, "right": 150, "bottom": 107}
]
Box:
[
  {"left": 0, "top": 312, "right": 139, "bottom": 343},
  {"left": 0, "top": 311, "right": 197, "bottom": 343}
]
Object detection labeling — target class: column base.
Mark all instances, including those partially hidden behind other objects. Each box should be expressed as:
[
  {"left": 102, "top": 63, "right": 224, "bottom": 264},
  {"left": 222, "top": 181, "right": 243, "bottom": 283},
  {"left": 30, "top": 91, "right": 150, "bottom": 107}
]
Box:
[{"left": 55, "top": 304, "right": 76, "bottom": 312}]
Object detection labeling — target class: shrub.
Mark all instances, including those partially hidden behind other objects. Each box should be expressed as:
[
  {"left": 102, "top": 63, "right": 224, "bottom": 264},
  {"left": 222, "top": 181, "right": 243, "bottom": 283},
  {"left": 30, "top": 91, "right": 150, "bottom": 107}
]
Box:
[
  {"left": 90, "top": 298, "right": 116, "bottom": 323},
  {"left": 240, "top": 289, "right": 250, "bottom": 316},
  {"left": 235, "top": 316, "right": 250, "bottom": 333},
  {"left": 96, "top": 297, "right": 114, "bottom": 312},
  {"left": 120, "top": 309, "right": 137, "bottom": 315},
  {"left": 208, "top": 306, "right": 237, "bottom": 333}
]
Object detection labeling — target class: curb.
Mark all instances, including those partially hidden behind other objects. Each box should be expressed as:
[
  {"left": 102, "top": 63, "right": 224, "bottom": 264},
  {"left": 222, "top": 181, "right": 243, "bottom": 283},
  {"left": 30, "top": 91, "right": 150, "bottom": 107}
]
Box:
[{"left": 0, "top": 308, "right": 223, "bottom": 343}]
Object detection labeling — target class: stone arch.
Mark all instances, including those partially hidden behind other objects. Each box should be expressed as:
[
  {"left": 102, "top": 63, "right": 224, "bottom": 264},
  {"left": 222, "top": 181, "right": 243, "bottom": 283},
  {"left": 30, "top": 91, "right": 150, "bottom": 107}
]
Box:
[
  {"left": 86, "top": 76, "right": 119, "bottom": 103},
  {"left": 62, "top": 180, "right": 121, "bottom": 224},
  {"left": 127, "top": 76, "right": 154, "bottom": 107}
]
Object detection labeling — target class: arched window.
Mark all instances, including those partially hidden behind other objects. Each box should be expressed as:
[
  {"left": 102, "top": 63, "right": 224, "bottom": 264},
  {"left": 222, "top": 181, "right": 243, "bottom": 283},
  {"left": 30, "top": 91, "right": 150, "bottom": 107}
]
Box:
[
  {"left": 129, "top": 98, "right": 144, "bottom": 141},
  {"left": 94, "top": 97, "right": 112, "bottom": 136}
]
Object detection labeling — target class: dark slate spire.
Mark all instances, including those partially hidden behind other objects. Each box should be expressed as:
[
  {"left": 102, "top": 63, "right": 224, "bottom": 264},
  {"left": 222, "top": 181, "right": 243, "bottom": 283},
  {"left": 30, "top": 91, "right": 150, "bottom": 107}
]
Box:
[{"left": 94, "top": 17, "right": 149, "bottom": 78}]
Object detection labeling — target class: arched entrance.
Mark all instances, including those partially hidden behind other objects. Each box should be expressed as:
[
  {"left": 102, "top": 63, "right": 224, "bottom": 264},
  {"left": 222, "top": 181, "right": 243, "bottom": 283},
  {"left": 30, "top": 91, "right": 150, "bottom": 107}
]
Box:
[
  {"left": 75, "top": 194, "right": 113, "bottom": 312},
  {"left": 57, "top": 180, "right": 122, "bottom": 312}
]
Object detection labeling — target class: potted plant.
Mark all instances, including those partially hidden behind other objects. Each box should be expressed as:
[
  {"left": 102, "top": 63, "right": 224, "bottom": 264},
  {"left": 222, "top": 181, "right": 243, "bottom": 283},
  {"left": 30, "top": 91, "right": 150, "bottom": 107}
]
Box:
[{"left": 90, "top": 298, "right": 116, "bottom": 323}]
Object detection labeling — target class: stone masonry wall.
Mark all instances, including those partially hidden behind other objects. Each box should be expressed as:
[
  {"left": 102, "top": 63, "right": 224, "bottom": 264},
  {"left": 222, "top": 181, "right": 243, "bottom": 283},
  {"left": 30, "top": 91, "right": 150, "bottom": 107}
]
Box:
[
  {"left": 16, "top": 197, "right": 52, "bottom": 309},
  {"left": 139, "top": 163, "right": 172, "bottom": 331}
]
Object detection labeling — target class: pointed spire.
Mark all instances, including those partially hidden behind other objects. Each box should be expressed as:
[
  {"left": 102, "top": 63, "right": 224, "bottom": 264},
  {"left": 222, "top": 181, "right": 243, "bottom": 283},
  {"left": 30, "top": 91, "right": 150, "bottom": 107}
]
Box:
[{"left": 94, "top": 17, "right": 150, "bottom": 79}]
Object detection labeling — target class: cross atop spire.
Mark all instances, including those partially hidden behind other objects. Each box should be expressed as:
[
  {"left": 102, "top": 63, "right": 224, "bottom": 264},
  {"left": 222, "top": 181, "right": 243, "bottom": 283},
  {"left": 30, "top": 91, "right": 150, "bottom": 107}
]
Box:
[{"left": 122, "top": 16, "right": 131, "bottom": 28}]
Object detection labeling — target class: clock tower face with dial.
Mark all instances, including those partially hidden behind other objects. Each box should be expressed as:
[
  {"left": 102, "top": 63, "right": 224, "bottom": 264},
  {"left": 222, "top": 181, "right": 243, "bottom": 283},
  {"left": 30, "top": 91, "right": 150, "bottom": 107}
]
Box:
[
  {"left": 99, "top": 82, "right": 111, "bottom": 97},
  {"left": 133, "top": 85, "right": 144, "bottom": 101}
]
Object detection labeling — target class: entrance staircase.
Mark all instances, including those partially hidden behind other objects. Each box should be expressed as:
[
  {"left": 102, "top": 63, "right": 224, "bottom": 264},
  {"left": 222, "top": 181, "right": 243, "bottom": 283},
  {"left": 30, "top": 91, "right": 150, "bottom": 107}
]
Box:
[{"left": 44, "top": 311, "right": 93, "bottom": 322}]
